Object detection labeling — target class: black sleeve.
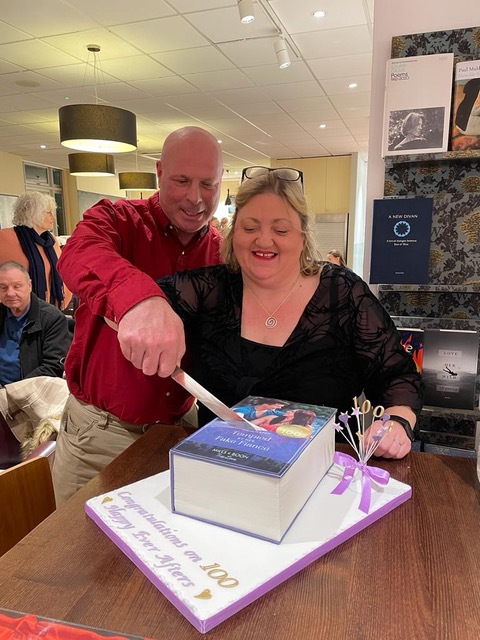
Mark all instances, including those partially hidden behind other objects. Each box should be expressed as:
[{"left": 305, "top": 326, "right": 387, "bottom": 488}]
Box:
[
  {"left": 349, "top": 277, "right": 424, "bottom": 415},
  {"left": 25, "top": 311, "right": 72, "bottom": 379}
]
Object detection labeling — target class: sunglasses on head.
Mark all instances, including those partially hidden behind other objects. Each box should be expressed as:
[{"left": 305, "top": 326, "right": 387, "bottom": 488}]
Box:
[{"left": 241, "top": 166, "right": 304, "bottom": 189}]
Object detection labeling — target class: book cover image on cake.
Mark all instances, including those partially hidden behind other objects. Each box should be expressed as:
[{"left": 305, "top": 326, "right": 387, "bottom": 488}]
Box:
[
  {"left": 422, "top": 329, "right": 479, "bottom": 410},
  {"left": 451, "top": 59, "right": 480, "bottom": 151},
  {"left": 170, "top": 397, "right": 337, "bottom": 543},
  {"left": 397, "top": 327, "right": 424, "bottom": 373},
  {"left": 382, "top": 53, "right": 454, "bottom": 157}
]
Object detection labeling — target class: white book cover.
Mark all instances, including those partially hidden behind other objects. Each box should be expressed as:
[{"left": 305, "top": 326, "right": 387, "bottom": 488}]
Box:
[
  {"left": 86, "top": 466, "right": 411, "bottom": 634},
  {"left": 382, "top": 53, "right": 454, "bottom": 157}
]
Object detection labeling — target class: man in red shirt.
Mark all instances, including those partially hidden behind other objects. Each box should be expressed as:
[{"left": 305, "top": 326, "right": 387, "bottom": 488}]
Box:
[{"left": 53, "top": 126, "right": 224, "bottom": 504}]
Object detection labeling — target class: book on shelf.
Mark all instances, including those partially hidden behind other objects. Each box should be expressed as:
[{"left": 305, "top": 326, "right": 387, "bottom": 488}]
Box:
[
  {"left": 170, "top": 396, "right": 337, "bottom": 543},
  {"left": 451, "top": 59, "right": 480, "bottom": 151},
  {"left": 369, "top": 197, "right": 433, "bottom": 284},
  {"left": 422, "top": 329, "right": 479, "bottom": 410},
  {"left": 382, "top": 52, "right": 454, "bottom": 157},
  {"left": 396, "top": 327, "right": 424, "bottom": 373},
  {"left": 85, "top": 466, "right": 411, "bottom": 634}
]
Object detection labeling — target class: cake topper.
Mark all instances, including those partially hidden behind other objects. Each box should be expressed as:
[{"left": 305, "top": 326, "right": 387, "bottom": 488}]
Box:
[{"left": 331, "top": 397, "right": 392, "bottom": 513}]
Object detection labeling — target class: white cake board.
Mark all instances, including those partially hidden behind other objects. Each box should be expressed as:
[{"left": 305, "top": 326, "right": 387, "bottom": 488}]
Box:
[{"left": 86, "top": 465, "right": 411, "bottom": 633}]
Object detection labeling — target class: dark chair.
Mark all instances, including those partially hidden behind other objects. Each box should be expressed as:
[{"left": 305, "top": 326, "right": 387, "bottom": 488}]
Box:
[{"left": 0, "top": 412, "right": 22, "bottom": 470}]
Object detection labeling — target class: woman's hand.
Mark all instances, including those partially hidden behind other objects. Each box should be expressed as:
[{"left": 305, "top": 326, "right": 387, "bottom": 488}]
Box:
[{"left": 364, "top": 418, "right": 412, "bottom": 459}]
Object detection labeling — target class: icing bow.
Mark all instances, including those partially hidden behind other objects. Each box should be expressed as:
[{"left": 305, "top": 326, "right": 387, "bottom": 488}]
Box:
[{"left": 331, "top": 451, "right": 390, "bottom": 513}]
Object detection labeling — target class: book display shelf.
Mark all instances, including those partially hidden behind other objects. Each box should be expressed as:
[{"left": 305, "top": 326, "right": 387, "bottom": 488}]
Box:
[{"left": 378, "top": 26, "right": 480, "bottom": 454}]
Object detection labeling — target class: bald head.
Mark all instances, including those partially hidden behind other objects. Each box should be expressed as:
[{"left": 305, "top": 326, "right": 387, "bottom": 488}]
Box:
[
  {"left": 161, "top": 126, "right": 223, "bottom": 167},
  {"left": 156, "top": 127, "right": 224, "bottom": 244}
]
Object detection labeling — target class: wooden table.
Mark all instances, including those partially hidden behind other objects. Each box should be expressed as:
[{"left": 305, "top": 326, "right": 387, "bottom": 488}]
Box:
[{"left": 0, "top": 425, "right": 479, "bottom": 639}]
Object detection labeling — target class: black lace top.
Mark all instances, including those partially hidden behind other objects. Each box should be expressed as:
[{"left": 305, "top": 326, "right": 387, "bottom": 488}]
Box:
[{"left": 158, "top": 263, "right": 423, "bottom": 426}]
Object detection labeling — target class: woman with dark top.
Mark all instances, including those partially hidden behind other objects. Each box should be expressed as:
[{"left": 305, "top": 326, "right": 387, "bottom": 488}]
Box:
[
  {"left": 158, "top": 167, "right": 423, "bottom": 459},
  {"left": 0, "top": 192, "right": 71, "bottom": 310}
]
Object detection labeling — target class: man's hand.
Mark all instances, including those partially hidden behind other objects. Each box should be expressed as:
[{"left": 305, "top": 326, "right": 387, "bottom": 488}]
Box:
[{"left": 116, "top": 297, "right": 186, "bottom": 377}]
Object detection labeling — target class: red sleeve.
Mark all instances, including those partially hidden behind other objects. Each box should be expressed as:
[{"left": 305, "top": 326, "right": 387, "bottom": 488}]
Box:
[{"left": 57, "top": 199, "right": 164, "bottom": 323}]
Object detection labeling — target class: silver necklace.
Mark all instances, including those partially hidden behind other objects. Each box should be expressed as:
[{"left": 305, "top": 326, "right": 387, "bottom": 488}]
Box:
[{"left": 245, "top": 276, "right": 301, "bottom": 328}]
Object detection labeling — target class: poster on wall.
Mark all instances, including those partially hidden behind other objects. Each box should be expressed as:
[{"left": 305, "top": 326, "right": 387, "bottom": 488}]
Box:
[
  {"left": 382, "top": 53, "right": 454, "bottom": 157},
  {"left": 369, "top": 197, "right": 433, "bottom": 284}
]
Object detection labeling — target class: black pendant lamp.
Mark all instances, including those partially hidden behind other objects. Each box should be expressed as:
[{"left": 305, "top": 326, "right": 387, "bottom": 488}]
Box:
[
  {"left": 59, "top": 45, "right": 137, "bottom": 154},
  {"left": 225, "top": 189, "right": 232, "bottom": 206},
  {"left": 68, "top": 153, "right": 115, "bottom": 176},
  {"left": 119, "top": 172, "right": 157, "bottom": 191}
]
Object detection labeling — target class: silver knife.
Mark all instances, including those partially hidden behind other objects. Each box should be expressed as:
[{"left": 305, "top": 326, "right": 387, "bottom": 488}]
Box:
[{"left": 171, "top": 367, "right": 264, "bottom": 431}]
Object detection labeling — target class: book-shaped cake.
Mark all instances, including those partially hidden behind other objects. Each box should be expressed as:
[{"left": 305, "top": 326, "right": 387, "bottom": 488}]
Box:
[{"left": 170, "top": 397, "right": 337, "bottom": 543}]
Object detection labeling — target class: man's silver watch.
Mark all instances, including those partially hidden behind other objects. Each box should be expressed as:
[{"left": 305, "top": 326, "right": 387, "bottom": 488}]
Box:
[{"left": 388, "top": 414, "right": 415, "bottom": 441}]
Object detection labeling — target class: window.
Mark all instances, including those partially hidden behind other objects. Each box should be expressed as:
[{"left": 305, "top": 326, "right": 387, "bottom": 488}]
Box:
[{"left": 24, "top": 163, "right": 66, "bottom": 236}]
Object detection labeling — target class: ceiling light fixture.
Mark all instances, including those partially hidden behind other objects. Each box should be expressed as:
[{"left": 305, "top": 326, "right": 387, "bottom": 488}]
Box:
[
  {"left": 274, "top": 36, "right": 291, "bottom": 69},
  {"left": 348, "top": 82, "right": 358, "bottom": 89},
  {"left": 118, "top": 172, "right": 157, "bottom": 191},
  {"left": 238, "top": 0, "right": 255, "bottom": 24},
  {"left": 225, "top": 189, "right": 232, "bottom": 206},
  {"left": 319, "top": 124, "right": 327, "bottom": 129},
  {"left": 68, "top": 152, "right": 115, "bottom": 176},
  {"left": 313, "top": 10, "right": 326, "bottom": 18},
  {"left": 59, "top": 45, "right": 137, "bottom": 154}
]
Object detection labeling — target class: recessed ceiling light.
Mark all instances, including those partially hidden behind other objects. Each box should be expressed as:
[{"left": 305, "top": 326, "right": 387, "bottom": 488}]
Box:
[
  {"left": 348, "top": 82, "right": 358, "bottom": 89},
  {"left": 217, "top": 139, "right": 223, "bottom": 144},
  {"left": 40, "top": 144, "right": 47, "bottom": 149},
  {"left": 319, "top": 124, "right": 326, "bottom": 129},
  {"left": 313, "top": 10, "right": 326, "bottom": 18}
]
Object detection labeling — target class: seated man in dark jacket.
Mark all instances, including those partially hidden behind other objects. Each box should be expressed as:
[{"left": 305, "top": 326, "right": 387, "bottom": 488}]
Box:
[{"left": 0, "top": 261, "right": 71, "bottom": 385}]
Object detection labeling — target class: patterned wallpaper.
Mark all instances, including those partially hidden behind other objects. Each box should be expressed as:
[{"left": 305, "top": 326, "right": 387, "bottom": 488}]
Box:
[{"left": 378, "top": 26, "right": 480, "bottom": 449}]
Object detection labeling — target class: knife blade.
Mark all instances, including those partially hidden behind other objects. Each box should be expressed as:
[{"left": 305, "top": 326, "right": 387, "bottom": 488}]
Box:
[{"left": 171, "top": 367, "right": 263, "bottom": 431}]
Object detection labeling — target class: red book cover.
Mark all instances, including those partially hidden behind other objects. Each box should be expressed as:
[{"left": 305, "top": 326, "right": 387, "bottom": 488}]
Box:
[{"left": 397, "top": 327, "right": 424, "bottom": 373}]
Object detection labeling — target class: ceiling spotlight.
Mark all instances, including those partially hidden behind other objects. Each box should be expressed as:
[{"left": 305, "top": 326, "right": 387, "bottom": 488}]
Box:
[
  {"left": 274, "top": 37, "right": 291, "bottom": 69},
  {"left": 313, "top": 10, "right": 327, "bottom": 18},
  {"left": 319, "top": 124, "right": 326, "bottom": 129},
  {"left": 238, "top": 0, "right": 255, "bottom": 24},
  {"left": 348, "top": 82, "right": 358, "bottom": 89}
]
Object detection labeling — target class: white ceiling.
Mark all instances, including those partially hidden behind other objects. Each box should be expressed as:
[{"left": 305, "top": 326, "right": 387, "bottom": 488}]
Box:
[{"left": 0, "top": 0, "right": 374, "bottom": 179}]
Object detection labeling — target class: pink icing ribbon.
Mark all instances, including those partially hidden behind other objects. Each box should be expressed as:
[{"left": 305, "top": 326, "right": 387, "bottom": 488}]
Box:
[{"left": 331, "top": 451, "right": 390, "bottom": 513}]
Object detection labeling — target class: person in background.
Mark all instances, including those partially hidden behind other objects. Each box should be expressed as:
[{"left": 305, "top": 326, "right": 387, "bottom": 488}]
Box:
[
  {"left": 0, "top": 261, "right": 71, "bottom": 386},
  {"left": 210, "top": 217, "right": 221, "bottom": 230},
  {"left": 326, "top": 249, "right": 346, "bottom": 267},
  {"left": 219, "top": 216, "right": 230, "bottom": 237},
  {"left": 0, "top": 193, "right": 72, "bottom": 310},
  {"left": 53, "top": 126, "right": 224, "bottom": 505},
  {"left": 157, "top": 167, "right": 423, "bottom": 459}
]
